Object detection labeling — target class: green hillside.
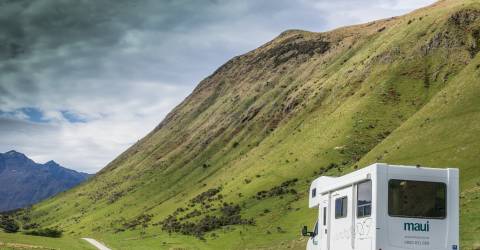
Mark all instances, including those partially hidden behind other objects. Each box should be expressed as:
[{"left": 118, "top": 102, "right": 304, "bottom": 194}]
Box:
[{"left": 2, "top": 0, "right": 480, "bottom": 249}]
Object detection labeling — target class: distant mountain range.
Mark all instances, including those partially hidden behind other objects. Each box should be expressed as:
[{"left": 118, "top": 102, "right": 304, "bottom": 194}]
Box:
[{"left": 0, "top": 150, "right": 91, "bottom": 212}]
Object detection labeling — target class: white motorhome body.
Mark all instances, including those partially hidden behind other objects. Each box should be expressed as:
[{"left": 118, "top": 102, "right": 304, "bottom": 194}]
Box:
[{"left": 304, "top": 163, "right": 459, "bottom": 250}]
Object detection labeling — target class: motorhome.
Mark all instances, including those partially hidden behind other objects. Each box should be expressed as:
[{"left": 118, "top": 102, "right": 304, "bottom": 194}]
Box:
[{"left": 302, "top": 163, "right": 459, "bottom": 250}]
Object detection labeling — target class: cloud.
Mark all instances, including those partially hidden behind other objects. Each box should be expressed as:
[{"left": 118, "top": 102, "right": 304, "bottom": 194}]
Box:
[
  {"left": 306, "top": 0, "right": 436, "bottom": 28},
  {"left": 0, "top": 0, "right": 435, "bottom": 173}
]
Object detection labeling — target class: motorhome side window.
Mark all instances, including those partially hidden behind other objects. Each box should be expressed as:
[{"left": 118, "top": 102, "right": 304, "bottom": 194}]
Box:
[
  {"left": 388, "top": 179, "right": 446, "bottom": 219},
  {"left": 357, "top": 180, "right": 372, "bottom": 218},
  {"left": 322, "top": 207, "right": 327, "bottom": 226},
  {"left": 335, "top": 196, "right": 347, "bottom": 219}
]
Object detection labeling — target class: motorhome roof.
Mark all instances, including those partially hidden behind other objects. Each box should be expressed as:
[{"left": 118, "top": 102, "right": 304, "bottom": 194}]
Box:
[{"left": 312, "top": 163, "right": 455, "bottom": 196}]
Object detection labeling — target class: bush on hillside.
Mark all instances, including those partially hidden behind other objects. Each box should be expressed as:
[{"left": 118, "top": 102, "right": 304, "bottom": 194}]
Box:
[
  {"left": 254, "top": 178, "right": 298, "bottom": 200},
  {"left": 122, "top": 214, "right": 152, "bottom": 230},
  {"left": 24, "top": 228, "right": 62, "bottom": 238},
  {"left": 160, "top": 203, "right": 254, "bottom": 238},
  {"left": 22, "top": 222, "right": 40, "bottom": 230},
  {"left": 189, "top": 187, "right": 221, "bottom": 204},
  {"left": 0, "top": 215, "right": 19, "bottom": 233}
]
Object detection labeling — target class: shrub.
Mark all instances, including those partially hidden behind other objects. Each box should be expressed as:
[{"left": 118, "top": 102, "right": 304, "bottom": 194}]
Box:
[
  {"left": 122, "top": 214, "right": 152, "bottom": 230},
  {"left": 160, "top": 203, "right": 254, "bottom": 238},
  {"left": 0, "top": 215, "right": 19, "bottom": 233},
  {"left": 107, "top": 190, "right": 125, "bottom": 204},
  {"left": 190, "top": 188, "right": 221, "bottom": 204},
  {"left": 254, "top": 178, "right": 298, "bottom": 200},
  {"left": 24, "top": 228, "right": 62, "bottom": 238},
  {"left": 184, "top": 209, "right": 201, "bottom": 219},
  {"left": 22, "top": 223, "right": 39, "bottom": 230}
]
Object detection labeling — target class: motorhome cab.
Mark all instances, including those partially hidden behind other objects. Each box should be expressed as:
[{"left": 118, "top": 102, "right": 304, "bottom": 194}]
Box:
[{"left": 302, "top": 163, "right": 459, "bottom": 250}]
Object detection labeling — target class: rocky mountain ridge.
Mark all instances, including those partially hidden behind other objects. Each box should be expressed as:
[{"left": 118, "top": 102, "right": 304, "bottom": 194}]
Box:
[{"left": 0, "top": 150, "right": 90, "bottom": 212}]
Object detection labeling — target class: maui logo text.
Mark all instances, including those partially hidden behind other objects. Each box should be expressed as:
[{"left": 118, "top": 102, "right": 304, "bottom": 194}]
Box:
[{"left": 404, "top": 221, "right": 430, "bottom": 232}]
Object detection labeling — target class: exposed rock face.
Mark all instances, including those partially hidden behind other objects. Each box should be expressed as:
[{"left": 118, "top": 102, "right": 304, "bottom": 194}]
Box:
[
  {"left": 0, "top": 150, "right": 91, "bottom": 212},
  {"left": 421, "top": 9, "right": 480, "bottom": 56},
  {"left": 449, "top": 9, "right": 480, "bottom": 26},
  {"left": 267, "top": 36, "right": 331, "bottom": 66}
]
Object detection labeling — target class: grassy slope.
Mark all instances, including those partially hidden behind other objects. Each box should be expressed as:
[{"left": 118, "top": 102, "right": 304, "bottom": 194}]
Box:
[
  {"left": 356, "top": 51, "right": 480, "bottom": 248},
  {"left": 4, "top": 0, "right": 480, "bottom": 249},
  {"left": 0, "top": 231, "right": 94, "bottom": 250}
]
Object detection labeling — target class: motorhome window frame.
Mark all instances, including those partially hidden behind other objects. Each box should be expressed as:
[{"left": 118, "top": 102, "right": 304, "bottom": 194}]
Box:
[
  {"left": 335, "top": 196, "right": 348, "bottom": 219},
  {"left": 356, "top": 180, "right": 372, "bottom": 218},
  {"left": 387, "top": 179, "right": 447, "bottom": 219}
]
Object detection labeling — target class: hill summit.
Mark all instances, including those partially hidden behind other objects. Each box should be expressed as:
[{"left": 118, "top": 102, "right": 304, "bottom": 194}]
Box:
[{"left": 14, "top": 0, "right": 480, "bottom": 249}]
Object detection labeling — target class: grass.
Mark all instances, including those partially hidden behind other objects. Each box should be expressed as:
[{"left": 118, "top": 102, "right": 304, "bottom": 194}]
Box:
[
  {"left": 357, "top": 54, "right": 480, "bottom": 247},
  {"left": 0, "top": 232, "right": 94, "bottom": 250},
  {"left": 5, "top": 0, "right": 480, "bottom": 249}
]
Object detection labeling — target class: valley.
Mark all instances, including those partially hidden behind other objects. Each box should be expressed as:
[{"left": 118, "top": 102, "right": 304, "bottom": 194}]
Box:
[{"left": 1, "top": 0, "right": 480, "bottom": 249}]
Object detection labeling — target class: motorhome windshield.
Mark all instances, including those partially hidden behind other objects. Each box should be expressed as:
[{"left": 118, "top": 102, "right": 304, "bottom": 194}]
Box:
[{"left": 388, "top": 179, "right": 446, "bottom": 219}]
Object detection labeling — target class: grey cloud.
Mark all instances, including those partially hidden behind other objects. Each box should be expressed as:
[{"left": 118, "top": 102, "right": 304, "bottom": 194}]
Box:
[{"left": 0, "top": 0, "right": 435, "bottom": 172}]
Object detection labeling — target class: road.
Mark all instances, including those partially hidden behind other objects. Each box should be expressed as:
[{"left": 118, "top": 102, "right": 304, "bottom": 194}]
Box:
[{"left": 82, "top": 238, "right": 112, "bottom": 250}]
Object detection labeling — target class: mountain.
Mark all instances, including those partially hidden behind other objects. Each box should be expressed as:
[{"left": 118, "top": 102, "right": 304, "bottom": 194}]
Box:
[
  {"left": 8, "top": 0, "right": 480, "bottom": 249},
  {"left": 0, "top": 150, "right": 91, "bottom": 212}
]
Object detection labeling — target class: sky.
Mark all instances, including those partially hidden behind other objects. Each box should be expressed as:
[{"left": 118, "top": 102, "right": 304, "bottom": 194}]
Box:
[{"left": 0, "top": 0, "right": 436, "bottom": 173}]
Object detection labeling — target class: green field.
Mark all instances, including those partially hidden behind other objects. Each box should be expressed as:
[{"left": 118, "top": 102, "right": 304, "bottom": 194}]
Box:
[
  {"left": 2, "top": 0, "right": 480, "bottom": 249},
  {"left": 0, "top": 232, "right": 94, "bottom": 250}
]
